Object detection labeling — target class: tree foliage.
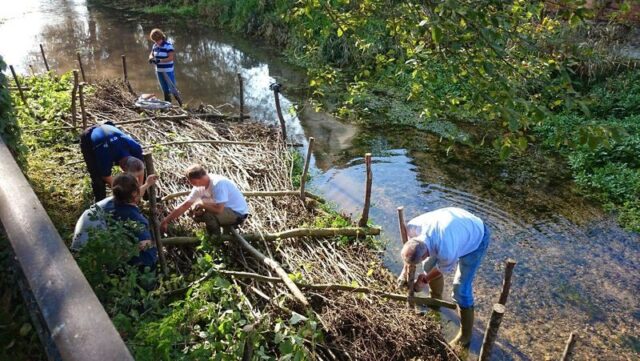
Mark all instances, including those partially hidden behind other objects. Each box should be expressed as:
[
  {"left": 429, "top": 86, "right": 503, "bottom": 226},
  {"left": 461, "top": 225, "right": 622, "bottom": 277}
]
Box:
[{"left": 284, "top": 0, "right": 612, "bottom": 155}]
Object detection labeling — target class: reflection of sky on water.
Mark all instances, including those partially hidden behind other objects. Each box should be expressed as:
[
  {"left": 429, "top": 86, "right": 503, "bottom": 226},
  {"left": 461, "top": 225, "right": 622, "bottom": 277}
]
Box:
[{"left": 0, "top": 0, "right": 306, "bottom": 144}]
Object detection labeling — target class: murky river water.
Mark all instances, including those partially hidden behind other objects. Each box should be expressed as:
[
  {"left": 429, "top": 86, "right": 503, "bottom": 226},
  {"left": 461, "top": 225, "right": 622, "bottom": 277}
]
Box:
[{"left": 1, "top": 1, "right": 639, "bottom": 360}]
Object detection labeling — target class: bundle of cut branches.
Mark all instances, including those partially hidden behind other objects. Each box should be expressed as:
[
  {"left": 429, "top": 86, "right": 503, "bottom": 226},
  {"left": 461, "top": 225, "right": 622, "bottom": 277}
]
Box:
[{"left": 83, "top": 80, "right": 452, "bottom": 361}]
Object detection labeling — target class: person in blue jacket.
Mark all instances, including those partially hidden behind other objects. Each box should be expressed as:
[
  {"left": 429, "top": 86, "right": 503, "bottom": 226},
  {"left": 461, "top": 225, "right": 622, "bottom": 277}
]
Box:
[
  {"left": 80, "top": 123, "right": 144, "bottom": 201},
  {"left": 148, "top": 28, "right": 176, "bottom": 103},
  {"left": 111, "top": 173, "right": 157, "bottom": 269}
]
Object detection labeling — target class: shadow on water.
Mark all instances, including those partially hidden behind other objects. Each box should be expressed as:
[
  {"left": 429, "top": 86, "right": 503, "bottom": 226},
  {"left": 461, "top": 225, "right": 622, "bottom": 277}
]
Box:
[{"left": 2, "top": 1, "right": 639, "bottom": 360}]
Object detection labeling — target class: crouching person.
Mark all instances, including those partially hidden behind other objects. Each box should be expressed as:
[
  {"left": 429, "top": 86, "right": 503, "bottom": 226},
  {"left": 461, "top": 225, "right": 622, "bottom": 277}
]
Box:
[
  {"left": 399, "top": 207, "right": 491, "bottom": 348},
  {"left": 160, "top": 164, "right": 249, "bottom": 236},
  {"left": 72, "top": 173, "right": 157, "bottom": 269}
]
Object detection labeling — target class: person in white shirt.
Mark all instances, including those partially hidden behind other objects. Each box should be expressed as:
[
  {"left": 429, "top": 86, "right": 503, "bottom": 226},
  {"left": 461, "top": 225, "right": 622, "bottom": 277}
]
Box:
[
  {"left": 160, "top": 164, "right": 249, "bottom": 236},
  {"left": 398, "top": 207, "right": 491, "bottom": 348}
]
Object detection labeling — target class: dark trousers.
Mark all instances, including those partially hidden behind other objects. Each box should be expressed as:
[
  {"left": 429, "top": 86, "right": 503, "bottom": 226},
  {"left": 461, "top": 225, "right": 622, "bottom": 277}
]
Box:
[
  {"left": 80, "top": 128, "right": 106, "bottom": 202},
  {"left": 193, "top": 208, "right": 247, "bottom": 236}
]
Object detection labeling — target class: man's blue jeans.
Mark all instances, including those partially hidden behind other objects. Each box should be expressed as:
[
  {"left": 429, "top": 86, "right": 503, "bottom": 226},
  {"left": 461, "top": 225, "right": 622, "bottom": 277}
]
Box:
[{"left": 452, "top": 224, "right": 491, "bottom": 309}]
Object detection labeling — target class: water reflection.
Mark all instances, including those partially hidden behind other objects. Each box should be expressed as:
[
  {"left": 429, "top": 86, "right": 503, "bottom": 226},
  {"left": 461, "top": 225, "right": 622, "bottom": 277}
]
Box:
[{"left": 1, "top": 0, "right": 306, "bottom": 143}]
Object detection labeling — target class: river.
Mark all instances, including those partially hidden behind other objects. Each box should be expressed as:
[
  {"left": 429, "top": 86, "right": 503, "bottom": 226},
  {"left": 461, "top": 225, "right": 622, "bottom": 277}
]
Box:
[{"left": 1, "top": 1, "right": 638, "bottom": 360}]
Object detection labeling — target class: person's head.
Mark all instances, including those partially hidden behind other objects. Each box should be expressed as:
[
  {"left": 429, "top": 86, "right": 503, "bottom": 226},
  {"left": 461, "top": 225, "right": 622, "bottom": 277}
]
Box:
[
  {"left": 123, "top": 156, "right": 145, "bottom": 178},
  {"left": 149, "top": 28, "right": 166, "bottom": 44},
  {"left": 185, "top": 164, "right": 209, "bottom": 187},
  {"left": 400, "top": 239, "right": 429, "bottom": 265},
  {"left": 112, "top": 173, "right": 140, "bottom": 204}
]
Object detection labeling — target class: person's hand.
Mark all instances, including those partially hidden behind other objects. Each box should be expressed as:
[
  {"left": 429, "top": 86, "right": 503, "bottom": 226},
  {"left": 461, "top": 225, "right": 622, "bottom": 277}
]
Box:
[
  {"left": 148, "top": 58, "right": 160, "bottom": 64},
  {"left": 414, "top": 273, "right": 430, "bottom": 293},
  {"left": 145, "top": 174, "right": 158, "bottom": 187},
  {"left": 396, "top": 264, "right": 408, "bottom": 288},
  {"left": 138, "top": 240, "right": 153, "bottom": 250},
  {"left": 192, "top": 203, "right": 206, "bottom": 216}
]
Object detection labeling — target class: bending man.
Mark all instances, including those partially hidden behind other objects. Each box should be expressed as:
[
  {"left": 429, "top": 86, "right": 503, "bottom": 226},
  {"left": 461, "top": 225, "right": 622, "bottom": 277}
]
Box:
[
  {"left": 80, "top": 123, "right": 144, "bottom": 201},
  {"left": 399, "top": 207, "right": 491, "bottom": 348},
  {"left": 160, "top": 164, "right": 249, "bottom": 235}
]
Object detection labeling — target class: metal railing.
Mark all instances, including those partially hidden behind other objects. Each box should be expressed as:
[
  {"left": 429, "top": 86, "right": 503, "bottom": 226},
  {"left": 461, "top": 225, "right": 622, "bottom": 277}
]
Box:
[{"left": 0, "top": 136, "right": 133, "bottom": 361}]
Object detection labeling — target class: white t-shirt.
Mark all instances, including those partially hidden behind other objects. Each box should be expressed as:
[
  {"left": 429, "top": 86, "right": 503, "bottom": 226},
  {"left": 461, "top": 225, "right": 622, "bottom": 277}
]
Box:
[
  {"left": 407, "top": 207, "right": 484, "bottom": 273},
  {"left": 186, "top": 174, "right": 249, "bottom": 215}
]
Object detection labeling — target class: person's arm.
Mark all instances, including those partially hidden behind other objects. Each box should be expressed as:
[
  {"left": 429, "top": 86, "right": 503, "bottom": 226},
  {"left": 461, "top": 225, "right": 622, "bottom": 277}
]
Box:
[
  {"left": 139, "top": 174, "right": 157, "bottom": 198},
  {"left": 158, "top": 51, "right": 174, "bottom": 63},
  {"left": 102, "top": 175, "right": 114, "bottom": 187},
  {"left": 197, "top": 201, "right": 225, "bottom": 215},
  {"left": 422, "top": 267, "right": 442, "bottom": 283},
  {"left": 160, "top": 200, "right": 193, "bottom": 232}
]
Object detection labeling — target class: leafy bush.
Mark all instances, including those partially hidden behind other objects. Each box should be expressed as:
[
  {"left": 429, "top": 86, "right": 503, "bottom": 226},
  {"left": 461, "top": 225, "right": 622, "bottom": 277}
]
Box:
[
  {"left": 535, "top": 70, "right": 640, "bottom": 232},
  {"left": 0, "top": 55, "right": 22, "bottom": 154}
]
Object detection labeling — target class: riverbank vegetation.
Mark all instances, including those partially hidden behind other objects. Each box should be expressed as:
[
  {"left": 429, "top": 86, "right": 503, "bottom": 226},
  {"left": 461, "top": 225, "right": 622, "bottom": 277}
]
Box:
[{"left": 97, "top": 0, "right": 640, "bottom": 232}]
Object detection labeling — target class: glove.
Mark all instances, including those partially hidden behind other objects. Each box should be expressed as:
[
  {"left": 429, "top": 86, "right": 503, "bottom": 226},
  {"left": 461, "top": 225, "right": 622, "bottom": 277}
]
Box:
[{"left": 148, "top": 58, "right": 160, "bottom": 65}]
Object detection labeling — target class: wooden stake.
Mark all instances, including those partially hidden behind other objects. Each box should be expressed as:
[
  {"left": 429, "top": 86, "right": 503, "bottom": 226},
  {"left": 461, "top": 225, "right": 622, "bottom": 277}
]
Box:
[
  {"left": 9, "top": 65, "right": 28, "bottom": 107},
  {"left": 71, "top": 70, "right": 79, "bottom": 128},
  {"left": 163, "top": 226, "right": 381, "bottom": 245},
  {"left": 498, "top": 259, "right": 517, "bottom": 306},
  {"left": 176, "top": 268, "right": 458, "bottom": 309},
  {"left": 407, "top": 264, "right": 417, "bottom": 307},
  {"left": 358, "top": 153, "right": 373, "bottom": 227},
  {"left": 78, "top": 82, "right": 87, "bottom": 129},
  {"left": 162, "top": 189, "right": 325, "bottom": 203},
  {"left": 237, "top": 73, "right": 244, "bottom": 119},
  {"left": 397, "top": 206, "right": 408, "bottom": 244},
  {"left": 560, "top": 332, "right": 577, "bottom": 361},
  {"left": 77, "top": 52, "right": 86, "bottom": 82},
  {"left": 273, "top": 86, "right": 287, "bottom": 142},
  {"left": 397, "top": 206, "right": 415, "bottom": 307},
  {"left": 231, "top": 228, "right": 309, "bottom": 307},
  {"left": 39, "top": 44, "right": 50, "bottom": 72},
  {"left": 121, "top": 55, "right": 128, "bottom": 82},
  {"left": 122, "top": 55, "right": 135, "bottom": 95},
  {"left": 143, "top": 152, "right": 168, "bottom": 275},
  {"left": 300, "top": 137, "right": 314, "bottom": 201},
  {"left": 479, "top": 303, "right": 506, "bottom": 361}
]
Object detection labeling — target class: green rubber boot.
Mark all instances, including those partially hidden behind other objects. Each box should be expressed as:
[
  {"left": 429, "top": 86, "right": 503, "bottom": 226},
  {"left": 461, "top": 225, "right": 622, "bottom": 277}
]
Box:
[
  {"left": 449, "top": 307, "right": 474, "bottom": 348},
  {"left": 429, "top": 275, "right": 444, "bottom": 300}
]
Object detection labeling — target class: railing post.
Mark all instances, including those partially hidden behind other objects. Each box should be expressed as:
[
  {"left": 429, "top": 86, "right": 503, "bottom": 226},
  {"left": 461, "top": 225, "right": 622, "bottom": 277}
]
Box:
[
  {"left": 143, "top": 152, "right": 168, "bottom": 275},
  {"left": 358, "top": 153, "right": 372, "bottom": 227},
  {"left": 299, "top": 137, "right": 314, "bottom": 202}
]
